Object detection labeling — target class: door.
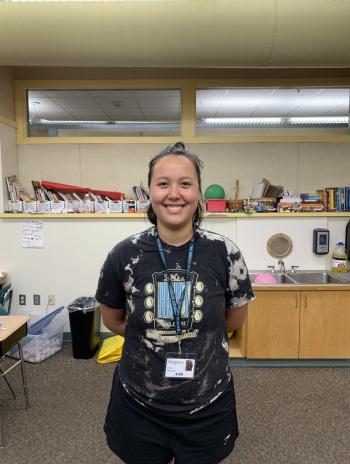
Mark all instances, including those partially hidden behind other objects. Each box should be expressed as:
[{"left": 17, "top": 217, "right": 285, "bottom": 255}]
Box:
[
  {"left": 246, "top": 290, "right": 300, "bottom": 359},
  {"left": 299, "top": 291, "right": 350, "bottom": 358}
]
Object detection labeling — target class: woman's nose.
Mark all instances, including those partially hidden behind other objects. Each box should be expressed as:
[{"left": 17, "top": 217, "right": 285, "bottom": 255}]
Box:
[{"left": 168, "top": 184, "right": 180, "bottom": 198}]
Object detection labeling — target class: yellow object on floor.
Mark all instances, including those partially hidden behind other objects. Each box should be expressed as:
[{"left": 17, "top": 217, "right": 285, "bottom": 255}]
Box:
[{"left": 97, "top": 335, "right": 125, "bottom": 364}]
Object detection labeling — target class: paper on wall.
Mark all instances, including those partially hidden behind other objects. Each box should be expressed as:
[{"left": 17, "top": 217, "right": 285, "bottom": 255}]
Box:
[{"left": 22, "top": 220, "right": 44, "bottom": 248}]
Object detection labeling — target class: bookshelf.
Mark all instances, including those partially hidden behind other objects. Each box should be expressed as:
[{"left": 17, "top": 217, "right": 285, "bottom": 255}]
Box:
[{"left": 2, "top": 212, "right": 350, "bottom": 219}]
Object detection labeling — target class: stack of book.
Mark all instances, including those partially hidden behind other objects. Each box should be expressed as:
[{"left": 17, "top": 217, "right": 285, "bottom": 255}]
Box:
[
  {"left": 6, "top": 175, "right": 32, "bottom": 202},
  {"left": 323, "top": 187, "right": 350, "bottom": 211},
  {"left": 277, "top": 195, "right": 302, "bottom": 212},
  {"left": 299, "top": 193, "right": 325, "bottom": 212},
  {"left": 32, "top": 181, "right": 62, "bottom": 202}
]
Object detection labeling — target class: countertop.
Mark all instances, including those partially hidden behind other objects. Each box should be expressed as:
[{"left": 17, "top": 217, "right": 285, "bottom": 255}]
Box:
[{"left": 251, "top": 270, "right": 350, "bottom": 291}]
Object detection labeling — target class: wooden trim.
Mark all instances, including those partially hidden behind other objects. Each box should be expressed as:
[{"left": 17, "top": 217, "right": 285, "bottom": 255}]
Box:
[
  {"left": 181, "top": 81, "right": 196, "bottom": 138},
  {"left": 16, "top": 136, "right": 185, "bottom": 145},
  {"left": 14, "top": 135, "right": 350, "bottom": 144},
  {"left": 195, "top": 77, "right": 350, "bottom": 87},
  {"left": 0, "top": 114, "right": 17, "bottom": 129}
]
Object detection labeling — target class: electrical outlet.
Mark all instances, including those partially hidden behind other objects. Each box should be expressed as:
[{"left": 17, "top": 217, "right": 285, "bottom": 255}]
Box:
[
  {"left": 19, "top": 294, "right": 26, "bottom": 305},
  {"left": 48, "top": 294, "right": 55, "bottom": 305},
  {"left": 33, "top": 294, "right": 41, "bottom": 305}
]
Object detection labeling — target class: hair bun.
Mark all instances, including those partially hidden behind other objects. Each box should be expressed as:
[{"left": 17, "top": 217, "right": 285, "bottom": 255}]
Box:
[{"left": 167, "top": 141, "right": 188, "bottom": 154}]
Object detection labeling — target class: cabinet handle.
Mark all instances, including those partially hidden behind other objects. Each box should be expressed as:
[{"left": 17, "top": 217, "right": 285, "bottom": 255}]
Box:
[{"left": 304, "top": 294, "right": 307, "bottom": 309}]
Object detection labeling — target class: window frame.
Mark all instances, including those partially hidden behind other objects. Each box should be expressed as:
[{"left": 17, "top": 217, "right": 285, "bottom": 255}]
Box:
[{"left": 15, "top": 77, "right": 350, "bottom": 144}]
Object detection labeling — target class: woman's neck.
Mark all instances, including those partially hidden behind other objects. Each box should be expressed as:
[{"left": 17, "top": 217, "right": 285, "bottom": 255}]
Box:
[{"left": 156, "top": 224, "right": 194, "bottom": 246}]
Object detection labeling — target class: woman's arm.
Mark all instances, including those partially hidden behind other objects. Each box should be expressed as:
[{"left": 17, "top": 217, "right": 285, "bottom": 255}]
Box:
[
  {"left": 101, "top": 304, "right": 127, "bottom": 337},
  {"left": 225, "top": 304, "right": 248, "bottom": 333}
]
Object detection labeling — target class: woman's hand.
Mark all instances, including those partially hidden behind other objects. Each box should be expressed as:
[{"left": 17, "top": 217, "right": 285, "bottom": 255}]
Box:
[
  {"left": 101, "top": 304, "right": 127, "bottom": 337},
  {"left": 225, "top": 304, "right": 248, "bottom": 333}
]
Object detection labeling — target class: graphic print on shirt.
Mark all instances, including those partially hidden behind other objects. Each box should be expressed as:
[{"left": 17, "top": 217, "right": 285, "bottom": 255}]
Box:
[{"left": 143, "top": 269, "right": 204, "bottom": 343}]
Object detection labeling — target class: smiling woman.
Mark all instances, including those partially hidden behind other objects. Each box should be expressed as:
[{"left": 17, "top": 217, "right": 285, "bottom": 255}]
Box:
[{"left": 95, "top": 142, "right": 255, "bottom": 464}]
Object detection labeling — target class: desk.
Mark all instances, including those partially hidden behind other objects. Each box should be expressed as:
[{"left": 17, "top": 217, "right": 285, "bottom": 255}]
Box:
[{"left": 0, "top": 315, "right": 30, "bottom": 447}]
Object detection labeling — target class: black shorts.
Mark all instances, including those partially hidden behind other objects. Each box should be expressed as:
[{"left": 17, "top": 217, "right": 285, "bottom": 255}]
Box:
[{"left": 104, "top": 371, "right": 239, "bottom": 464}]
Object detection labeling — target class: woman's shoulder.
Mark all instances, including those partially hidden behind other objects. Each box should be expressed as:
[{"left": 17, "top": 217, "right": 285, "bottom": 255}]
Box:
[
  {"left": 197, "top": 228, "right": 239, "bottom": 253},
  {"left": 197, "top": 228, "right": 243, "bottom": 259},
  {"left": 109, "top": 227, "right": 154, "bottom": 256}
]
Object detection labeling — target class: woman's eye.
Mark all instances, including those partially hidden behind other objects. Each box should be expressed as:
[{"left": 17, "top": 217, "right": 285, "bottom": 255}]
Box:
[
  {"left": 181, "top": 182, "right": 192, "bottom": 187},
  {"left": 158, "top": 182, "right": 168, "bottom": 187}
]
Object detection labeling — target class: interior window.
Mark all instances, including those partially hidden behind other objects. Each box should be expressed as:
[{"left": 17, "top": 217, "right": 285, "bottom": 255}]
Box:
[
  {"left": 27, "top": 89, "right": 181, "bottom": 137},
  {"left": 196, "top": 87, "right": 350, "bottom": 136}
]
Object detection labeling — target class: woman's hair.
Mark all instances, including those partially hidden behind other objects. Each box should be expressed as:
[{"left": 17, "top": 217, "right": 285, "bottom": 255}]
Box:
[{"left": 146, "top": 142, "right": 203, "bottom": 228}]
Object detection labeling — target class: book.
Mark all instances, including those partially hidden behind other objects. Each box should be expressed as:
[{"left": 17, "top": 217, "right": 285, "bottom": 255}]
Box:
[
  {"left": 325, "top": 188, "right": 336, "bottom": 211},
  {"left": 251, "top": 182, "right": 266, "bottom": 199},
  {"left": 72, "top": 192, "right": 83, "bottom": 201}
]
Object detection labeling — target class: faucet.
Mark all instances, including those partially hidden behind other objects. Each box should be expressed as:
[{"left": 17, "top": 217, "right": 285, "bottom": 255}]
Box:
[
  {"left": 290, "top": 265, "right": 300, "bottom": 273},
  {"left": 278, "top": 259, "right": 286, "bottom": 273}
]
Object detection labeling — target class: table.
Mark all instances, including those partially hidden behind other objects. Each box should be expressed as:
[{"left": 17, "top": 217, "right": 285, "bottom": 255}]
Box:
[{"left": 0, "top": 315, "right": 30, "bottom": 447}]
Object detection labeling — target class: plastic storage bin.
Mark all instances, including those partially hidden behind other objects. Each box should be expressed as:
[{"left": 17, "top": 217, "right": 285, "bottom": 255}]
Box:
[
  {"left": 67, "top": 297, "right": 100, "bottom": 359},
  {"left": 9, "top": 317, "right": 65, "bottom": 363},
  {"left": 206, "top": 199, "right": 227, "bottom": 212}
]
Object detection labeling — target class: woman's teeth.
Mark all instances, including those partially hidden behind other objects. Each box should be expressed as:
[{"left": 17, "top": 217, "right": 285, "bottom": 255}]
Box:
[{"left": 166, "top": 206, "right": 183, "bottom": 213}]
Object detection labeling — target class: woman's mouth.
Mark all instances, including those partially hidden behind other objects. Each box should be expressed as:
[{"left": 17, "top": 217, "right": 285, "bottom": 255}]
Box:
[{"left": 165, "top": 205, "right": 184, "bottom": 213}]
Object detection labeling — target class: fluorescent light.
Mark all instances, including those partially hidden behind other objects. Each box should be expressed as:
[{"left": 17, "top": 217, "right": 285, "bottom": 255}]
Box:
[
  {"left": 288, "top": 116, "right": 348, "bottom": 125},
  {"left": 39, "top": 119, "right": 176, "bottom": 125},
  {"left": 203, "top": 116, "right": 348, "bottom": 127},
  {"left": 204, "top": 117, "right": 283, "bottom": 126}
]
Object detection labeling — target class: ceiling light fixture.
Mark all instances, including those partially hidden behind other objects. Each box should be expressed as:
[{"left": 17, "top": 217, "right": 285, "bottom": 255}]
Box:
[
  {"left": 288, "top": 116, "right": 348, "bottom": 125},
  {"left": 203, "top": 116, "right": 349, "bottom": 127},
  {"left": 38, "top": 119, "right": 177, "bottom": 125},
  {"left": 204, "top": 117, "right": 283, "bottom": 126}
]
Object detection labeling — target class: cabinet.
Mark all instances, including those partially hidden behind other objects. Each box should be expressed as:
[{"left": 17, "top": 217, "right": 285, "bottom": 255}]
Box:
[
  {"left": 299, "top": 291, "right": 350, "bottom": 358},
  {"left": 246, "top": 291, "right": 300, "bottom": 358},
  {"left": 229, "top": 325, "right": 246, "bottom": 358},
  {"left": 246, "top": 289, "right": 350, "bottom": 359}
]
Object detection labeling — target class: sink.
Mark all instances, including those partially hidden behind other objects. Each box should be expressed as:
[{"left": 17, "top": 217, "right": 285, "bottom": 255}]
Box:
[
  {"left": 286, "top": 271, "right": 347, "bottom": 284},
  {"left": 249, "top": 270, "right": 349, "bottom": 285},
  {"left": 250, "top": 272, "right": 296, "bottom": 284}
]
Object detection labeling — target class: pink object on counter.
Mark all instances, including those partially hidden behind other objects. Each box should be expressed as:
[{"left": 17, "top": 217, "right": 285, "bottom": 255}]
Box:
[{"left": 254, "top": 273, "right": 278, "bottom": 284}]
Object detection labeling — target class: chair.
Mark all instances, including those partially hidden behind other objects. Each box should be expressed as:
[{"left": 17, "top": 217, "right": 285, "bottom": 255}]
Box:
[
  {"left": 0, "top": 284, "right": 13, "bottom": 315},
  {"left": 0, "top": 315, "right": 30, "bottom": 447}
]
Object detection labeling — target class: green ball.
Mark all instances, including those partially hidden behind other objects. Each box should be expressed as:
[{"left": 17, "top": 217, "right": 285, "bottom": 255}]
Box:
[{"left": 204, "top": 184, "right": 225, "bottom": 199}]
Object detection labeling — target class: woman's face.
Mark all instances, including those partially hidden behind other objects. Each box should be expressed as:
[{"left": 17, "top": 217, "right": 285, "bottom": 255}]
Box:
[{"left": 150, "top": 155, "right": 201, "bottom": 233}]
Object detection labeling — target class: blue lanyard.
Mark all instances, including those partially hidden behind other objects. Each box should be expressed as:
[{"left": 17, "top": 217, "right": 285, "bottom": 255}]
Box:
[{"left": 153, "top": 230, "right": 195, "bottom": 335}]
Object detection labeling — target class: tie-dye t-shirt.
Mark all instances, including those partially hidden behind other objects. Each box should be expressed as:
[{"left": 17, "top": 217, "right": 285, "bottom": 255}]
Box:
[{"left": 96, "top": 227, "right": 255, "bottom": 415}]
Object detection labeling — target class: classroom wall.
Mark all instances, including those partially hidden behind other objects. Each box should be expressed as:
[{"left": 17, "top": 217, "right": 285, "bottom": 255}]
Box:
[
  {"left": 0, "top": 67, "right": 15, "bottom": 119},
  {"left": 2, "top": 67, "right": 350, "bottom": 334},
  {"left": 0, "top": 215, "right": 348, "bottom": 333},
  {"left": 0, "top": 124, "right": 18, "bottom": 211},
  {"left": 17, "top": 142, "right": 350, "bottom": 200},
  {"left": 0, "top": 67, "right": 17, "bottom": 210}
]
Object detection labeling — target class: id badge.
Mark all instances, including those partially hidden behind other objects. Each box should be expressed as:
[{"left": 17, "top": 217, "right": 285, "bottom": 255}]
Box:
[{"left": 164, "top": 352, "right": 196, "bottom": 379}]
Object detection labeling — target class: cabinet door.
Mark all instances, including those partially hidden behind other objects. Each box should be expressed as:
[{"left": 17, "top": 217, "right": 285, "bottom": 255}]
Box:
[
  {"left": 299, "top": 291, "right": 350, "bottom": 358},
  {"left": 247, "top": 291, "right": 300, "bottom": 359}
]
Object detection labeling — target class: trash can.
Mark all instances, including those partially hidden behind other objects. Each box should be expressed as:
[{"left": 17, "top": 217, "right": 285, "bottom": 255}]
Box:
[{"left": 67, "top": 297, "right": 101, "bottom": 359}]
